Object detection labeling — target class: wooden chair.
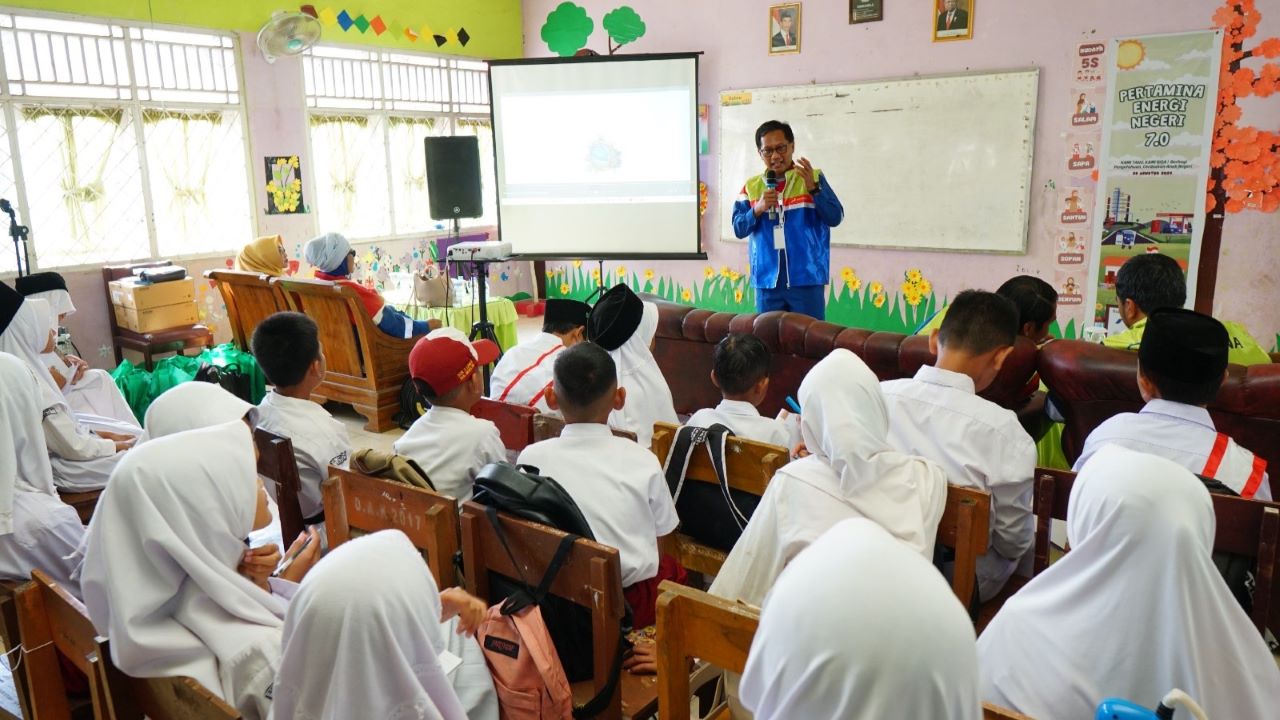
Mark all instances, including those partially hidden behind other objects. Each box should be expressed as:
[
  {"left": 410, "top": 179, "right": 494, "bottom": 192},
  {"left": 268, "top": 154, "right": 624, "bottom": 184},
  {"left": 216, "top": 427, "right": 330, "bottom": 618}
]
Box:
[
  {"left": 0, "top": 579, "right": 32, "bottom": 720},
  {"left": 984, "top": 703, "right": 1035, "bottom": 719},
  {"left": 56, "top": 489, "right": 101, "bottom": 524},
  {"left": 96, "top": 658, "right": 242, "bottom": 719},
  {"left": 16, "top": 570, "right": 110, "bottom": 718},
  {"left": 204, "top": 270, "right": 288, "bottom": 352},
  {"left": 470, "top": 397, "right": 538, "bottom": 451},
  {"left": 936, "top": 485, "right": 992, "bottom": 608},
  {"left": 274, "top": 276, "right": 417, "bottom": 432},
  {"left": 1031, "top": 467, "right": 1075, "bottom": 575},
  {"left": 655, "top": 581, "right": 759, "bottom": 720},
  {"left": 324, "top": 467, "right": 460, "bottom": 590},
  {"left": 648, "top": 422, "right": 786, "bottom": 577},
  {"left": 459, "top": 501, "right": 658, "bottom": 719},
  {"left": 253, "top": 428, "right": 307, "bottom": 547},
  {"left": 103, "top": 261, "right": 214, "bottom": 370},
  {"left": 533, "top": 413, "right": 639, "bottom": 443}
]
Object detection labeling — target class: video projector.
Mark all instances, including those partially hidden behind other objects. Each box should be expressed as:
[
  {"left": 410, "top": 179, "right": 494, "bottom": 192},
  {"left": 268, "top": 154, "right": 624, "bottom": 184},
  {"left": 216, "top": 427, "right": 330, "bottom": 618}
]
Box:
[{"left": 445, "top": 240, "right": 512, "bottom": 263}]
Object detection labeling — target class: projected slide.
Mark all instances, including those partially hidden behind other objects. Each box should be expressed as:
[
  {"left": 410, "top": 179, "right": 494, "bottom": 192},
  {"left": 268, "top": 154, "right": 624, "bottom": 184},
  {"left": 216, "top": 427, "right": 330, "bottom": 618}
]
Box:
[{"left": 490, "top": 55, "right": 701, "bottom": 258}]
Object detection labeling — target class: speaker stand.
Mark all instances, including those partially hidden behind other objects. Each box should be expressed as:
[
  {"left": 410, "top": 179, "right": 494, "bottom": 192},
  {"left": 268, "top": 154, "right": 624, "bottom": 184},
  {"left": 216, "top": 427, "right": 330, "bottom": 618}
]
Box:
[{"left": 467, "top": 257, "right": 502, "bottom": 396}]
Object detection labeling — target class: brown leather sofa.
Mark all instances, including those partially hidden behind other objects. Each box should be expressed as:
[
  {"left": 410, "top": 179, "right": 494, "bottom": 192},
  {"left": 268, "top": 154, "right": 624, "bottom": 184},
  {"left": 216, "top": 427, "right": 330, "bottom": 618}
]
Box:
[
  {"left": 650, "top": 299, "right": 1039, "bottom": 418},
  {"left": 1039, "top": 339, "right": 1280, "bottom": 497}
]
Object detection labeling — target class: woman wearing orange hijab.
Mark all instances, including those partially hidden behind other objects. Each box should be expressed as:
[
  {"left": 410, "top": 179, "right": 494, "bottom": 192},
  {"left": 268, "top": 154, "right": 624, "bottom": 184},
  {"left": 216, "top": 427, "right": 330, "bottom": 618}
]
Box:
[{"left": 235, "top": 235, "right": 288, "bottom": 277}]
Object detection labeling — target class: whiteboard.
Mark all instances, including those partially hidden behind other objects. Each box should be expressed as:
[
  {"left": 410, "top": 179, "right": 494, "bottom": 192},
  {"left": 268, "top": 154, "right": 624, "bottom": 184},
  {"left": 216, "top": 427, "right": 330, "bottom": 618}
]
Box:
[{"left": 719, "top": 69, "right": 1038, "bottom": 253}]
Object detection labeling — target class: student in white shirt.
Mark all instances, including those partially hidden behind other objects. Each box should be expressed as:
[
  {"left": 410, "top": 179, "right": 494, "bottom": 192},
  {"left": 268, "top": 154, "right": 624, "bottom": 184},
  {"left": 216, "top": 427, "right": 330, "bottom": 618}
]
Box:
[
  {"left": 0, "top": 352, "right": 87, "bottom": 599},
  {"left": 273, "top": 530, "right": 494, "bottom": 720},
  {"left": 742, "top": 519, "right": 981, "bottom": 720},
  {"left": 1074, "top": 308, "right": 1271, "bottom": 500},
  {"left": 686, "top": 333, "right": 794, "bottom": 449},
  {"left": 881, "top": 290, "right": 1036, "bottom": 602},
  {"left": 586, "top": 284, "right": 677, "bottom": 447},
  {"left": 489, "top": 298, "right": 590, "bottom": 411},
  {"left": 516, "top": 342, "right": 681, "bottom": 630},
  {"left": 979, "top": 445, "right": 1280, "bottom": 719},
  {"left": 395, "top": 328, "right": 505, "bottom": 502},
  {"left": 252, "top": 312, "right": 351, "bottom": 523}
]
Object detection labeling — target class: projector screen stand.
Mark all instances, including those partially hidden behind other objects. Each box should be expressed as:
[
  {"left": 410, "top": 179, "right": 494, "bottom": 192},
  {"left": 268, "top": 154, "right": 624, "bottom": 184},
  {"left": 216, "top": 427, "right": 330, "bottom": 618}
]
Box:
[{"left": 585, "top": 259, "right": 608, "bottom": 303}]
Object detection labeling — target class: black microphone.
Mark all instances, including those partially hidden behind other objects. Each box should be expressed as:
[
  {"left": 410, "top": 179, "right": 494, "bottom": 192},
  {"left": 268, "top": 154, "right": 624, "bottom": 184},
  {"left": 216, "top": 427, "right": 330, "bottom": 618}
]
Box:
[{"left": 764, "top": 170, "right": 779, "bottom": 222}]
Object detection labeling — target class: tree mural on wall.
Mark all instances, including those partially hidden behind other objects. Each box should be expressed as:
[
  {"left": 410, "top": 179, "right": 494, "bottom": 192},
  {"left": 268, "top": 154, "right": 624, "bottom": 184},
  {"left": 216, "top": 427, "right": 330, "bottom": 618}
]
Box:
[
  {"left": 1210, "top": 0, "right": 1280, "bottom": 214},
  {"left": 540, "top": 2, "right": 646, "bottom": 56}
]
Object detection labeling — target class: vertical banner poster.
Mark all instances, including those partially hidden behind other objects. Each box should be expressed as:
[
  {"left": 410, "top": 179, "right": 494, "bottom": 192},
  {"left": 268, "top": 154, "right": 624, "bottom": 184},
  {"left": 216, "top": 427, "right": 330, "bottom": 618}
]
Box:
[{"left": 1085, "top": 30, "right": 1223, "bottom": 331}]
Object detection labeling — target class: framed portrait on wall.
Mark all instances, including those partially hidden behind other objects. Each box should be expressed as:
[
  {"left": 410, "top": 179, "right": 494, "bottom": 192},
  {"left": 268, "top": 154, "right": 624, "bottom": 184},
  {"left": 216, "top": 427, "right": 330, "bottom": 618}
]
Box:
[
  {"left": 850, "top": 0, "right": 883, "bottom": 24},
  {"left": 768, "top": 3, "right": 801, "bottom": 55},
  {"left": 932, "top": 0, "right": 974, "bottom": 42}
]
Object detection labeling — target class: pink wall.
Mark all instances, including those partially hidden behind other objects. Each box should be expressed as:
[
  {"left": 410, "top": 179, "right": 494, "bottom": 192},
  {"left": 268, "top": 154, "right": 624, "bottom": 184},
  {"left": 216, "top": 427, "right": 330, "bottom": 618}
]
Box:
[{"left": 524, "top": 0, "right": 1280, "bottom": 346}]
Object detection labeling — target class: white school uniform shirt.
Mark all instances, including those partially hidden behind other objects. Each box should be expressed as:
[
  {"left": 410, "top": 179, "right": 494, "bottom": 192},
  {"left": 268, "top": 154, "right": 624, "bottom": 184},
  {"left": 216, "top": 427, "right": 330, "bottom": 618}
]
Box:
[
  {"left": 742, "top": 519, "right": 981, "bottom": 720},
  {"left": 395, "top": 405, "right": 506, "bottom": 502},
  {"left": 685, "top": 399, "right": 792, "bottom": 449},
  {"left": 1074, "top": 398, "right": 1271, "bottom": 500},
  {"left": 517, "top": 424, "right": 679, "bottom": 587},
  {"left": 709, "top": 350, "right": 947, "bottom": 608},
  {"left": 256, "top": 392, "right": 351, "bottom": 519},
  {"left": 979, "top": 446, "right": 1280, "bottom": 719},
  {"left": 0, "top": 353, "right": 86, "bottom": 598},
  {"left": 488, "top": 332, "right": 563, "bottom": 411},
  {"left": 881, "top": 365, "right": 1037, "bottom": 601}
]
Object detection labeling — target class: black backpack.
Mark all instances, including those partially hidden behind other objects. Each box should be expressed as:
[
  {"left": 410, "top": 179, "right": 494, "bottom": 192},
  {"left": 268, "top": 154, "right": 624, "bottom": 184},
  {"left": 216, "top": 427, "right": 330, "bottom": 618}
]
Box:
[
  {"left": 471, "top": 462, "right": 629, "bottom": 706},
  {"left": 662, "top": 424, "right": 761, "bottom": 553},
  {"left": 194, "top": 363, "right": 252, "bottom": 403},
  {"left": 395, "top": 378, "right": 429, "bottom": 430}
]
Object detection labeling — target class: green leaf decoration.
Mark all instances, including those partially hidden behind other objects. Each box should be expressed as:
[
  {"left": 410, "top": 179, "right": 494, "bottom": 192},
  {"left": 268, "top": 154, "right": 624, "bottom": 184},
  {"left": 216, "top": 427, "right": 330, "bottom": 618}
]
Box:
[
  {"left": 541, "top": 2, "right": 594, "bottom": 57},
  {"left": 603, "top": 6, "right": 646, "bottom": 48}
]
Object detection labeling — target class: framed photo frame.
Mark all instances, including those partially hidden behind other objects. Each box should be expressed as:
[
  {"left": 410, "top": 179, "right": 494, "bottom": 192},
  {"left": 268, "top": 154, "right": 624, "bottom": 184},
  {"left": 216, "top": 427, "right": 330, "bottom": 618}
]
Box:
[
  {"left": 850, "top": 0, "right": 883, "bottom": 24},
  {"left": 768, "top": 3, "right": 801, "bottom": 56},
  {"left": 932, "top": 0, "right": 974, "bottom": 42}
]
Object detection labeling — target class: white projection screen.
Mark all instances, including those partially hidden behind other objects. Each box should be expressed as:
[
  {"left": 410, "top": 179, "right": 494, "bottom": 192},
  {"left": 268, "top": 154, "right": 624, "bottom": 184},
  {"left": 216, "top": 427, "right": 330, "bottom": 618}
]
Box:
[{"left": 488, "top": 54, "right": 703, "bottom": 259}]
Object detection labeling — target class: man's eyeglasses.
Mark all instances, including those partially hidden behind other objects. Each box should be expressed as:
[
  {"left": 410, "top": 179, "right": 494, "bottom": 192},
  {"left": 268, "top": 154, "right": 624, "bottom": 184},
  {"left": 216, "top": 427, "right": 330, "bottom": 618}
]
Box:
[{"left": 759, "top": 144, "right": 790, "bottom": 157}]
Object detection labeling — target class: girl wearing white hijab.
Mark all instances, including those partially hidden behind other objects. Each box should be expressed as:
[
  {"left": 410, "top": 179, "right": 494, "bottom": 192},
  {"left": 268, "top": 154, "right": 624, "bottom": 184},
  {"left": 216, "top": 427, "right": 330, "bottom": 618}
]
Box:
[
  {"left": 0, "top": 352, "right": 87, "bottom": 597},
  {"left": 978, "top": 445, "right": 1280, "bottom": 718},
  {"left": 742, "top": 518, "right": 981, "bottom": 720},
  {"left": 272, "top": 530, "right": 497, "bottom": 720},
  {"left": 709, "top": 348, "right": 948, "bottom": 608},
  {"left": 585, "top": 285, "right": 677, "bottom": 447}
]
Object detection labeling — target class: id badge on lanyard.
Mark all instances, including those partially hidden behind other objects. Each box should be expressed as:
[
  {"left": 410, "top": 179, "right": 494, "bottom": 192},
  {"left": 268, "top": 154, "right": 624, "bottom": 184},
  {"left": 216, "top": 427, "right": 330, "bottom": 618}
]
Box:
[{"left": 772, "top": 176, "right": 786, "bottom": 249}]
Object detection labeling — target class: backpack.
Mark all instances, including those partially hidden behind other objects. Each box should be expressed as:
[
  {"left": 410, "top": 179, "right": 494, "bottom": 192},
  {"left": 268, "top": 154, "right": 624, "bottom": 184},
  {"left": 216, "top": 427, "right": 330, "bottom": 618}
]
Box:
[
  {"left": 396, "top": 377, "right": 429, "bottom": 430},
  {"left": 472, "top": 463, "right": 627, "bottom": 711},
  {"left": 349, "top": 448, "right": 434, "bottom": 491},
  {"left": 195, "top": 363, "right": 252, "bottom": 404},
  {"left": 1200, "top": 475, "right": 1256, "bottom": 615},
  {"left": 662, "top": 424, "right": 760, "bottom": 553}
]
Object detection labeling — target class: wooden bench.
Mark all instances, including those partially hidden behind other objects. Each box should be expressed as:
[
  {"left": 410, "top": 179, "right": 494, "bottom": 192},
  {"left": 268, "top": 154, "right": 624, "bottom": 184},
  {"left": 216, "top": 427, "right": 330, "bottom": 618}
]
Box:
[
  {"left": 253, "top": 427, "right": 307, "bottom": 547},
  {"left": 275, "top": 277, "right": 417, "bottom": 432},
  {"left": 533, "top": 414, "right": 639, "bottom": 443},
  {"left": 96, "top": 660, "right": 242, "bottom": 719},
  {"left": 16, "top": 570, "right": 110, "bottom": 718},
  {"left": 648, "top": 422, "right": 786, "bottom": 578},
  {"left": 1032, "top": 467, "right": 1280, "bottom": 635},
  {"left": 471, "top": 397, "right": 539, "bottom": 451},
  {"left": 655, "top": 582, "right": 759, "bottom": 720},
  {"left": 204, "top": 270, "right": 288, "bottom": 352},
  {"left": 984, "top": 703, "right": 1036, "bottom": 719},
  {"left": 459, "top": 501, "right": 658, "bottom": 719},
  {"left": 103, "top": 261, "right": 214, "bottom": 370},
  {"left": 56, "top": 490, "right": 100, "bottom": 524},
  {"left": 937, "top": 485, "right": 992, "bottom": 609},
  {"left": 0, "top": 579, "right": 32, "bottom": 720},
  {"left": 324, "top": 467, "right": 460, "bottom": 590}
]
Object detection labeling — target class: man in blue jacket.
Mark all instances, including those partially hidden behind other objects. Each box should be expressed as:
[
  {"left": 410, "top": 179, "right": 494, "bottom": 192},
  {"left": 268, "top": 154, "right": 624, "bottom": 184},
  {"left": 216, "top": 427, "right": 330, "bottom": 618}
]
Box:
[{"left": 732, "top": 120, "right": 844, "bottom": 320}]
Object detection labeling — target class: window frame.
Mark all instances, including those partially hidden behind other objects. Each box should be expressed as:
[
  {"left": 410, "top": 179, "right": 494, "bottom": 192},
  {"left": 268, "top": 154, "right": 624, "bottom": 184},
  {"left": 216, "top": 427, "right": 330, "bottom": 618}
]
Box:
[{"left": 0, "top": 8, "right": 256, "bottom": 274}]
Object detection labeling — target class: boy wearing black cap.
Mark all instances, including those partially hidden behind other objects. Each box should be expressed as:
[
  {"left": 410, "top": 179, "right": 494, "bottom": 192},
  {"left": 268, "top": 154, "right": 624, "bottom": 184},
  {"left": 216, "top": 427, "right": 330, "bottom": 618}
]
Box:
[
  {"left": 489, "top": 298, "right": 591, "bottom": 411},
  {"left": 1076, "top": 308, "right": 1270, "bottom": 500},
  {"left": 585, "top": 284, "right": 677, "bottom": 447}
]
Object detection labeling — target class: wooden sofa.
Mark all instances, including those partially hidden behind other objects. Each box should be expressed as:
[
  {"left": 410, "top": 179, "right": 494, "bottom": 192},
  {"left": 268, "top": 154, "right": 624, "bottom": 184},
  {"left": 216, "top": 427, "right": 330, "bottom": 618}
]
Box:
[
  {"left": 204, "top": 269, "right": 289, "bottom": 351},
  {"left": 274, "top": 277, "right": 416, "bottom": 432}
]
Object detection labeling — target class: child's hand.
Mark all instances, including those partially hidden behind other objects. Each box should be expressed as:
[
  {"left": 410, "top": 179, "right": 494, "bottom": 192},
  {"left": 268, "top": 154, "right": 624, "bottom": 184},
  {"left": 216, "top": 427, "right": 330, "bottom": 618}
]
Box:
[
  {"left": 440, "top": 587, "right": 487, "bottom": 636},
  {"left": 239, "top": 544, "right": 280, "bottom": 591},
  {"left": 791, "top": 441, "right": 810, "bottom": 459},
  {"left": 277, "top": 529, "right": 322, "bottom": 584},
  {"left": 623, "top": 639, "right": 658, "bottom": 675}
]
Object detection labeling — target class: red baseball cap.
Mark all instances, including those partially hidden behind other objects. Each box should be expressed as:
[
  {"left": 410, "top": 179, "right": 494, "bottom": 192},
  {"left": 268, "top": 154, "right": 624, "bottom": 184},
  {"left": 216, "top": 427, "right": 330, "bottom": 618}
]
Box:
[{"left": 408, "top": 327, "right": 500, "bottom": 395}]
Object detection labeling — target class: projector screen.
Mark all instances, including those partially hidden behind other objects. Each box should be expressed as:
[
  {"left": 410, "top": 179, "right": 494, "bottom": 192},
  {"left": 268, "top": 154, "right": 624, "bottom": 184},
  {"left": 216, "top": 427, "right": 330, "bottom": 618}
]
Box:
[{"left": 489, "top": 54, "right": 702, "bottom": 259}]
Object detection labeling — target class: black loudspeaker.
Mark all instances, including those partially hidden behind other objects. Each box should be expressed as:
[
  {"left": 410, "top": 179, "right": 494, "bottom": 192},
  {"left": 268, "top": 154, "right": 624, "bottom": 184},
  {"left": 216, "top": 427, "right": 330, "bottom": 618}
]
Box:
[{"left": 425, "top": 135, "right": 482, "bottom": 220}]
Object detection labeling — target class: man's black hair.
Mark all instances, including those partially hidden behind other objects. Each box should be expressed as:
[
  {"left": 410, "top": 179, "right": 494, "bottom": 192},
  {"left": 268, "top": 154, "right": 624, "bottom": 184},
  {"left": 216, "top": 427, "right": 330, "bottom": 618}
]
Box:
[
  {"left": 713, "top": 333, "right": 771, "bottom": 396},
  {"left": 553, "top": 342, "right": 617, "bottom": 410},
  {"left": 755, "top": 120, "right": 794, "bottom": 150},
  {"left": 996, "top": 275, "right": 1058, "bottom": 332},
  {"left": 937, "top": 290, "right": 1018, "bottom": 355},
  {"left": 251, "top": 312, "right": 321, "bottom": 388},
  {"left": 1115, "top": 254, "right": 1186, "bottom": 314}
]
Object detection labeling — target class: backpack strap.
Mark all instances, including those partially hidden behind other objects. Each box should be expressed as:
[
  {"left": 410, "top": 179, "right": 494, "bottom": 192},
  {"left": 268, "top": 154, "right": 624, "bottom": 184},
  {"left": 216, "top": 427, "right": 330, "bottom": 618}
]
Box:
[
  {"left": 663, "top": 424, "right": 702, "bottom": 501},
  {"left": 703, "top": 424, "right": 749, "bottom": 531}
]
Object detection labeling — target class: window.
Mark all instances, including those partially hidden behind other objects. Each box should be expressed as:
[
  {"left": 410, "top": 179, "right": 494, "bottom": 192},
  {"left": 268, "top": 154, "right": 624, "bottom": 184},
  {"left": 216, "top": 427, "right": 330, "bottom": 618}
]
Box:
[
  {"left": 0, "top": 12, "right": 252, "bottom": 271},
  {"left": 304, "top": 46, "right": 495, "bottom": 240}
]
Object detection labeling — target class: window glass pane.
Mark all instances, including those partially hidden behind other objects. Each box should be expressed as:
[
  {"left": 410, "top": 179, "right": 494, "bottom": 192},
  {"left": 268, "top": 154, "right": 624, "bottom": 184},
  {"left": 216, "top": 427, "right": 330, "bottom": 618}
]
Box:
[
  {"left": 388, "top": 115, "right": 448, "bottom": 234},
  {"left": 143, "top": 110, "right": 252, "bottom": 257},
  {"left": 16, "top": 105, "right": 148, "bottom": 267},
  {"left": 455, "top": 118, "right": 497, "bottom": 228},
  {"left": 310, "top": 114, "right": 390, "bottom": 239}
]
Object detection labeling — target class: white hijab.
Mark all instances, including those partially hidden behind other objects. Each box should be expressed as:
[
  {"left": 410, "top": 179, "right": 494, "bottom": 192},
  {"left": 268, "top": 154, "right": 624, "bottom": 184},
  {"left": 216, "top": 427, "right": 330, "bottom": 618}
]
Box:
[
  {"left": 0, "top": 297, "right": 63, "bottom": 408},
  {"left": 271, "top": 530, "right": 469, "bottom": 720},
  {"left": 140, "top": 380, "right": 256, "bottom": 444},
  {"left": 742, "top": 518, "right": 981, "bottom": 720},
  {"left": 80, "top": 419, "right": 285, "bottom": 709},
  {"left": 26, "top": 286, "right": 75, "bottom": 319},
  {"left": 978, "top": 445, "right": 1280, "bottom": 718},
  {"left": 606, "top": 301, "right": 677, "bottom": 447},
  {"left": 0, "top": 352, "right": 59, "bottom": 533}
]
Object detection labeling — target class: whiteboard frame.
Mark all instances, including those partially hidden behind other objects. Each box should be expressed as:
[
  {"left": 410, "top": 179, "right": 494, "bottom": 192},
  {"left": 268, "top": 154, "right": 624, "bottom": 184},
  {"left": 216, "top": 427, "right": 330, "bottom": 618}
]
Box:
[{"left": 718, "top": 67, "right": 1039, "bottom": 255}]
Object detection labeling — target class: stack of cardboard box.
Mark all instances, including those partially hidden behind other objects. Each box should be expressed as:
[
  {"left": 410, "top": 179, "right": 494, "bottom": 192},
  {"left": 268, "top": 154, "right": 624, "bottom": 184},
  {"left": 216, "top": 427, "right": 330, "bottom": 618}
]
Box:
[{"left": 109, "top": 276, "right": 198, "bottom": 333}]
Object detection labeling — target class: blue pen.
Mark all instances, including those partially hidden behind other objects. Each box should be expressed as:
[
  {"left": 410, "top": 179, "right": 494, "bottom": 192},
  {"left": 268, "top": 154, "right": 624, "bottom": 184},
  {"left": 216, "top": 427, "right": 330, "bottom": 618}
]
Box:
[{"left": 785, "top": 395, "right": 802, "bottom": 414}]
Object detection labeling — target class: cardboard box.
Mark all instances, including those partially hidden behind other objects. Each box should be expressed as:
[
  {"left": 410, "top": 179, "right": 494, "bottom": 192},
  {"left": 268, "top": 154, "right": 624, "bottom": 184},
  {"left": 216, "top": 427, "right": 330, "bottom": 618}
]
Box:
[
  {"left": 112, "top": 301, "right": 199, "bottom": 333},
  {"left": 109, "top": 277, "right": 195, "bottom": 311}
]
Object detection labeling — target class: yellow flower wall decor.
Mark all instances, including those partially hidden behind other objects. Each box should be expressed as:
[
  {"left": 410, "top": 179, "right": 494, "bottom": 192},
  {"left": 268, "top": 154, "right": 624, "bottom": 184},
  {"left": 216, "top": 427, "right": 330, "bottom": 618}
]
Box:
[{"left": 265, "top": 155, "right": 304, "bottom": 214}]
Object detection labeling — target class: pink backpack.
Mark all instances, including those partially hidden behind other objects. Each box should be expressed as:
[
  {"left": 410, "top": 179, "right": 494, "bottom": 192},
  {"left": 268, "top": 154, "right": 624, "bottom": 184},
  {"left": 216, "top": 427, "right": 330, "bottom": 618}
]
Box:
[{"left": 478, "top": 602, "right": 574, "bottom": 719}]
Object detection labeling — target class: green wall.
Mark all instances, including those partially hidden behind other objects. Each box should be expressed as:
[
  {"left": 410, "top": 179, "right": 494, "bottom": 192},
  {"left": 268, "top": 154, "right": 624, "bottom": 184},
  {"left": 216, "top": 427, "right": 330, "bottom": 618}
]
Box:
[{"left": 3, "top": 0, "right": 523, "bottom": 58}]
